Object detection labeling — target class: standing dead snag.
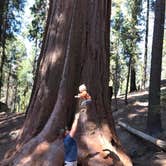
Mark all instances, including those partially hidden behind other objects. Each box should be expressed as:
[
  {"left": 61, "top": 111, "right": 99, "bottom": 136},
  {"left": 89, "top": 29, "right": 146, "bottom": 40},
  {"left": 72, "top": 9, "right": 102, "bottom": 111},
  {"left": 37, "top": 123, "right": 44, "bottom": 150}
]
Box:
[{"left": 2, "top": 0, "right": 133, "bottom": 165}]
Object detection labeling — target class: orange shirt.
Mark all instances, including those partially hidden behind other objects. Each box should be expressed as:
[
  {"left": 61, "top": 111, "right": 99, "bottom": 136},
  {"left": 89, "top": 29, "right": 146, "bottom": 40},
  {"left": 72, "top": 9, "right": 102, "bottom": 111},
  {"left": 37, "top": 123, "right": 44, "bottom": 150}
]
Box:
[{"left": 78, "top": 91, "right": 91, "bottom": 100}]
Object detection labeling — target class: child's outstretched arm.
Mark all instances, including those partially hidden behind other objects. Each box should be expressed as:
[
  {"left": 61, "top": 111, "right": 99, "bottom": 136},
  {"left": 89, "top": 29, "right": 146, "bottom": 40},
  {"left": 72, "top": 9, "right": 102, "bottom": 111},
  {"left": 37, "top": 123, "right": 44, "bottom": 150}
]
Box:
[{"left": 69, "top": 113, "right": 80, "bottom": 137}]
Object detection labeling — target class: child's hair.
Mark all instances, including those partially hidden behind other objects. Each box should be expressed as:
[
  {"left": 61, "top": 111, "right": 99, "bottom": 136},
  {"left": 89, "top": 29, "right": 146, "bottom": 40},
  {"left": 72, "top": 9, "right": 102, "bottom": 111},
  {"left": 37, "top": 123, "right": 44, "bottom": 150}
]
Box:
[{"left": 79, "top": 84, "right": 87, "bottom": 92}]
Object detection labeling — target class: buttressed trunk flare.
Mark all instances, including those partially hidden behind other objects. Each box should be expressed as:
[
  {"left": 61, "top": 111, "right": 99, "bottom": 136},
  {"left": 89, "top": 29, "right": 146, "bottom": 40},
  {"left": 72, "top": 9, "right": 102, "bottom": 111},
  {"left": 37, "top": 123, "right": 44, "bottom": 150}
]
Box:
[{"left": 2, "top": 0, "right": 133, "bottom": 165}]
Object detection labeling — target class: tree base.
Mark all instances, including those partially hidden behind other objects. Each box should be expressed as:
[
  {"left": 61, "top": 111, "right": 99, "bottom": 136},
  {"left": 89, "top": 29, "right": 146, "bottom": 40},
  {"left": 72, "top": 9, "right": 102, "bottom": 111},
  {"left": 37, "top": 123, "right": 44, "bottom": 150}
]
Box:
[{"left": 2, "top": 128, "right": 133, "bottom": 166}]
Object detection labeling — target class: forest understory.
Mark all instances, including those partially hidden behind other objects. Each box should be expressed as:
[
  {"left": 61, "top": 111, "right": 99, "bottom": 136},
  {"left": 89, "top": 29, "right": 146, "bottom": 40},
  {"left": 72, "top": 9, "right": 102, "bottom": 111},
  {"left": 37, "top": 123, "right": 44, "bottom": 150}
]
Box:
[{"left": 0, "top": 86, "right": 166, "bottom": 166}]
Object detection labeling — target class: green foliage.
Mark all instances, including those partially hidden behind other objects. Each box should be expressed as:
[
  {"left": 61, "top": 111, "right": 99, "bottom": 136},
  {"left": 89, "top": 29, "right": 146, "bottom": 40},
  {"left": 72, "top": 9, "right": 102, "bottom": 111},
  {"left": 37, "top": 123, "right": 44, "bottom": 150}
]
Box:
[
  {"left": 28, "top": 0, "right": 48, "bottom": 45},
  {"left": 1, "top": 0, "right": 26, "bottom": 42},
  {"left": 0, "top": 0, "right": 26, "bottom": 98},
  {"left": 1, "top": 34, "right": 34, "bottom": 112},
  {"left": 0, "top": 0, "right": 48, "bottom": 112},
  {"left": 4, "top": 37, "right": 27, "bottom": 111},
  {"left": 16, "top": 54, "right": 33, "bottom": 112},
  {"left": 27, "top": 0, "right": 48, "bottom": 78},
  {"left": 110, "top": 1, "right": 127, "bottom": 94},
  {"left": 110, "top": 0, "right": 144, "bottom": 94},
  {"left": 17, "top": 56, "right": 33, "bottom": 87}
]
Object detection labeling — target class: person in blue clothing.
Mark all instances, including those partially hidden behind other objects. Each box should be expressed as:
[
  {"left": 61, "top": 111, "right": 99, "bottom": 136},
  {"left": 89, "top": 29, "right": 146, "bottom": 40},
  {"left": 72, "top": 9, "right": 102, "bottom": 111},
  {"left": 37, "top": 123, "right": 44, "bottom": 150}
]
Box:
[{"left": 63, "top": 112, "right": 80, "bottom": 166}]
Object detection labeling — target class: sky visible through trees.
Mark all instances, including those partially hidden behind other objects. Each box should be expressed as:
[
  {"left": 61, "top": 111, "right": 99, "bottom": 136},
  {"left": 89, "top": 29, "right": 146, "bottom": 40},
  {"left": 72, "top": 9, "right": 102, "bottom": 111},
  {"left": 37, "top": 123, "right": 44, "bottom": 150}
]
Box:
[{"left": 21, "top": 0, "right": 34, "bottom": 56}]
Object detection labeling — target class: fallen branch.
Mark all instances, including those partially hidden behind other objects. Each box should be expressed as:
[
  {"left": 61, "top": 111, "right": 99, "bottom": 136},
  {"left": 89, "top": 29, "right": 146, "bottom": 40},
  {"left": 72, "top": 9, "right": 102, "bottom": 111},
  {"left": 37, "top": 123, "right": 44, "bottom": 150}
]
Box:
[{"left": 118, "top": 121, "right": 166, "bottom": 151}]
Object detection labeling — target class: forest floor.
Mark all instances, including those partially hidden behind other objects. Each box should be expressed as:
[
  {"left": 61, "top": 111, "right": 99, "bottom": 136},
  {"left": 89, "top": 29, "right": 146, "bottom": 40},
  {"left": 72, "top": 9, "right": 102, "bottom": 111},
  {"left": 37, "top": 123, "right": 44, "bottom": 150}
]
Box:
[
  {"left": 0, "top": 112, "right": 25, "bottom": 161},
  {"left": 0, "top": 86, "right": 166, "bottom": 165},
  {"left": 112, "top": 85, "right": 166, "bottom": 166}
]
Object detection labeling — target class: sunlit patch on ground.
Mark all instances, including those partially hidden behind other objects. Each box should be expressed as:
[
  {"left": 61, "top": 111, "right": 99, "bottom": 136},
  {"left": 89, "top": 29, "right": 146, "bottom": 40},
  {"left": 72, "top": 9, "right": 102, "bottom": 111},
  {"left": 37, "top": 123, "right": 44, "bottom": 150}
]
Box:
[
  {"left": 133, "top": 101, "right": 148, "bottom": 107},
  {"left": 113, "top": 88, "right": 166, "bottom": 165}
]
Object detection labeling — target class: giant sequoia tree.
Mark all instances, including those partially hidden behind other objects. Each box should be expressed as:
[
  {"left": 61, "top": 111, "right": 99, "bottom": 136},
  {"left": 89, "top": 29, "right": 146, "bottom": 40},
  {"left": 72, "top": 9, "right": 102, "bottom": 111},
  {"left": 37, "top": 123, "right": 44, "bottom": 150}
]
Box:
[{"left": 2, "top": 0, "right": 132, "bottom": 165}]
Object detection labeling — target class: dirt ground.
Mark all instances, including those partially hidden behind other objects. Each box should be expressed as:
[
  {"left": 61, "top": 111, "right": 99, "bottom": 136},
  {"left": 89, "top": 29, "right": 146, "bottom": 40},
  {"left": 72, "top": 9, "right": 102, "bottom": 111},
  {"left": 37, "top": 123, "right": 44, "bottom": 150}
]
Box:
[
  {"left": 0, "top": 112, "right": 25, "bottom": 161},
  {"left": 112, "top": 88, "right": 166, "bottom": 166},
  {"left": 0, "top": 88, "right": 166, "bottom": 165}
]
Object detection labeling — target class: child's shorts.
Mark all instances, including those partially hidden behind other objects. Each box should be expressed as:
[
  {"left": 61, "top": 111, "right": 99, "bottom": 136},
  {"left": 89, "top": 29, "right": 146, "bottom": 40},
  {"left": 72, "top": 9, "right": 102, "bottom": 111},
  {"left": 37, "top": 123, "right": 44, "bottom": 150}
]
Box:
[
  {"left": 81, "top": 99, "right": 92, "bottom": 106},
  {"left": 64, "top": 161, "right": 77, "bottom": 166}
]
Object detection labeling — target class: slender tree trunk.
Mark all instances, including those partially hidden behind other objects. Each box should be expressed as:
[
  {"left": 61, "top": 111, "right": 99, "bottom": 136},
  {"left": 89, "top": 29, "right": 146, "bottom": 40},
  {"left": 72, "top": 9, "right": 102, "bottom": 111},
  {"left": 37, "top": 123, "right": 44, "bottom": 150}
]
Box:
[
  {"left": 2, "top": 1, "right": 132, "bottom": 165},
  {"left": 21, "top": 84, "right": 29, "bottom": 111},
  {"left": 13, "top": 82, "right": 18, "bottom": 112},
  {"left": 114, "top": 52, "right": 119, "bottom": 110},
  {"left": 5, "top": 63, "right": 12, "bottom": 105},
  {"left": 0, "top": 0, "right": 8, "bottom": 99},
  {"left": 125, "top": 55, "right": 131, "bottom": 105},
  {"left": 130, "top": 64, "right": 137, "bottom": 92},
  {"left": 0, "top": 0, "right": 5, "bottom": 45},
  {"left": 0, "top": 42, "right": 6, "bottom": 98},
  {"left": 147, "top": 0, "right": 165, "bottom": 135},
  {"left": 143, "top": 0, "right": 150, "bottom": 89}
]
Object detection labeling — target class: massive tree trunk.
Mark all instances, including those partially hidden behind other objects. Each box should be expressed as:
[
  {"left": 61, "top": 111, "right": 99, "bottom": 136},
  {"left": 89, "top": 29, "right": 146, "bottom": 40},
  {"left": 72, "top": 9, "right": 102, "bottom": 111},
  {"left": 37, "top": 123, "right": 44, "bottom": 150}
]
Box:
[
  {"left": 2, "top": 0, "right": 132, "bottom": 165},
  {"left": 147, "top": 0, "right": 165, "bottom": 135}
]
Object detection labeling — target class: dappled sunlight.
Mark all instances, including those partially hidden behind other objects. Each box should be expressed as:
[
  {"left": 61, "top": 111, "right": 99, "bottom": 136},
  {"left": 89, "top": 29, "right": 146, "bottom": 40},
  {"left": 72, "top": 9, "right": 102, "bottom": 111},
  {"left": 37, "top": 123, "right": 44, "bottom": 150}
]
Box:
[
  {"left": 79, "top": 129, "right": 127, "bottom": 165},
  {"left": 101, "top": 123, "right": 113, "bottom": 138},
  {"left": 50, "top": 13, "right": 65, "bottom": 37},
  {"left": 41, "top": 48, "right": 62, "bottom": 76},
  {"left": 128, "top": 113, "right": 138, "bottom": 119},
  {"left": 39, "top": 5, "right": 70, "bottom": 79},
  {"left": 19, "top": 156, "right": 32, "bottom": 165},
  {"left": 0, "top": 113, "right": 24, "bottom": 126},
  {"left": 161, "top": 87, "right": 166, "bottom": 90},
  {"left": 51, "top": 49, "right": 63, "bottom": 65},
  {"left": 0, "top": 0, "right": 165, "bottom": 165},
  {"left": 81, "top": 135, "right": 100, "bottom": 152},
  {"left": 9, "top": 129, "right": 20, "bottom": 140},
  {"left": 136, "top": 108, "right": 148, "bottom": 113},
  {"left": 118, "top": 90, "right": 149, "bottom": 100},
  {"left": 133, "top": 101, "right": 148, "bottom": 107},
  {"left": 17, "top": 141, "right": 51, "bottom": 165},
  {"left": 155, "top": 139, "right": 166, "bottom": 147},
  {"left": 127, "top": 109, "right": 147, "bottom": 120},
  {"left": 33, "top": 141, "right": 50, "bottom": 156},
  {"left": 127, "top": 91, "right": 148, "bottom": 99}
]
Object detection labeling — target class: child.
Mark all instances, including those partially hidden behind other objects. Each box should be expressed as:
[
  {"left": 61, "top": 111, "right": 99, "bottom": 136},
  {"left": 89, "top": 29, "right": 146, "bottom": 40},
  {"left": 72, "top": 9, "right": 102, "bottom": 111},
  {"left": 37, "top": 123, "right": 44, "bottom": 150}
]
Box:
[
  {"left": 74, "top": 84, "right": 92, "bottom": 107},
  {"left": 63, "top": 113, "right": 80, "bottom": 166}
]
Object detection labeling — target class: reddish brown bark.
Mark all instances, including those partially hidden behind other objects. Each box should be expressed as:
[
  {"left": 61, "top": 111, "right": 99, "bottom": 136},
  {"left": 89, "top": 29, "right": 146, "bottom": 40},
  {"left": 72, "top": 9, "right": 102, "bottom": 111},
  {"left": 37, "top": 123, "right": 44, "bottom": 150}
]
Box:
[
  {"left": 147, "top": 0, "right": 165, "bottom": 135},
  {"left": 2, "top": 0, "right": 132, "bottom": 165}
]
